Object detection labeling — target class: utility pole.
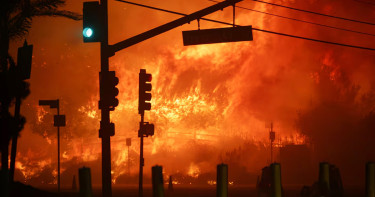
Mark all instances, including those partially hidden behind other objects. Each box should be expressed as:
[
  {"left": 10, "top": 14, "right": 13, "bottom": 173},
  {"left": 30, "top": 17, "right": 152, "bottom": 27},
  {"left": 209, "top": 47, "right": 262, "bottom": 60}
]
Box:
[
  {"left": 269, "top": 123, "right": 275, "bottom": 164},
  {"left": 138, "top": 69, "right": 154, "bottom": 197},
  {"left": 10, "top": 40, "right": 33, "bottom": 182}
]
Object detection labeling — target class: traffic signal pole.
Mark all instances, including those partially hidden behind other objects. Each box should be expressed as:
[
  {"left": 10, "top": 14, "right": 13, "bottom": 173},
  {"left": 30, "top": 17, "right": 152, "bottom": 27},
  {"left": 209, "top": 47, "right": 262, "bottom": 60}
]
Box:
[
  {"left": 57, "top": 102, "right": 60, "bottom": 192},
  {"left": 139, "top": 114, "right": 144, "bottom": 197},
  {"left": 99, "top": 0, "right": 113, "bottom": 197},
  {"left": 9, "top": 96, "right": 20, "bottom": 182},
  {"left": 110, "top": 0, "right": 243, "bottom": 53},
  {"left": 83, "top": 1, "right": 245, "bottom": 197}
]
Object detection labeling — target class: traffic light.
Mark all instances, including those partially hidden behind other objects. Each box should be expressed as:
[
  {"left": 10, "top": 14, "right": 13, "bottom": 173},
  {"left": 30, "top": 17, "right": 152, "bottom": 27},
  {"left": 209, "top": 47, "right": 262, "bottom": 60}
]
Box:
[
  {"left": 138, "top": 122, "right": 154, "bottom": 137},
  {"left": 99, "top": 71, "right": 119, "bottom": 111},
  {"left": 17, "top": 40, "right": 33, "bottom": 80},
  {"left": 138, "top": 69, "right": 152, "bottom": 114},
  {"left": 99, "top": 122, "right": 115, "bottom": 138},
  {"left": 83, "top": 1, "right": 102, "bottom": 42}
]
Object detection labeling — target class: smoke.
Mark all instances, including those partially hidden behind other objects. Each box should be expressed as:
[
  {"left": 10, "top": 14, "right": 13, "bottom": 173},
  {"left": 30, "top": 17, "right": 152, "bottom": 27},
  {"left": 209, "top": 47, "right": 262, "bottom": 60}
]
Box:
[
  {"left": 296, "top": 63, "right": 375, "bottom": 185},
  {"left": 8, "top": 0, "right": 375, "bottom": 186}
]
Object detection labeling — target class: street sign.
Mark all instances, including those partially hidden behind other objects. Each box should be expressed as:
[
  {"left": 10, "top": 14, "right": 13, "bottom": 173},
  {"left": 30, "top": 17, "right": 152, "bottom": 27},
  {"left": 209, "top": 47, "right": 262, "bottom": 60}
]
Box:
[
  {"left": 126, "top": 138, "right": 131, "bottom": 146},
  {"left": 54, "top": 115, "right": 66, "bottom": 127},
  {"left": 182, "top": 26, "right": 253, "bottom": 46},
  {"left": 39, "top": 99, "right": 59, "bottom": 108}
]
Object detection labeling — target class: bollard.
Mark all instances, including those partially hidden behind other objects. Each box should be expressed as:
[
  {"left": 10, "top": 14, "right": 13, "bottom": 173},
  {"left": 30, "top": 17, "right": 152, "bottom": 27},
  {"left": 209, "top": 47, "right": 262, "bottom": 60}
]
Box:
[
  {"left": 152, "top": 165, "right": 165, "bottom": 197},
  {"left": 271, "top": 163, "right": 282, "bottom": 197},
  {"left": 168, "top": 175, "right": 173, "bottom": 191},
  {"left": 319, "top": 162, "right": 330, "bottom": 191},
  {"left": 0, "top": 169, "right": 9, "bottom": 197},
  {"left": 79, "top": 167, "right": 93, "bottom": 197},
  {"left": 217, "top": 163, "right": 228, "bottom": 197},
  {"left": 367, "top": 162, "right": 375, "bottom": 197}
]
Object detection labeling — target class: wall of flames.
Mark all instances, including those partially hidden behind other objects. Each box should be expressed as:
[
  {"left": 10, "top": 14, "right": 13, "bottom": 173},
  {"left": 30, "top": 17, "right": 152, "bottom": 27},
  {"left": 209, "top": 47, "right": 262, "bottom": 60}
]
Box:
[{"left": 7, "top": 0, "right": 375, "bottom": 186}]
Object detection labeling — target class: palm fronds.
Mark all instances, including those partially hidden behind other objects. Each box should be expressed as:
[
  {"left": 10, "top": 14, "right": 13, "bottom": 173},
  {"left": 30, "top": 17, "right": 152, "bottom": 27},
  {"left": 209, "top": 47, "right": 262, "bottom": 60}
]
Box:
[{"left": 6, "top": 0, "right": 82, "bottom": 40}]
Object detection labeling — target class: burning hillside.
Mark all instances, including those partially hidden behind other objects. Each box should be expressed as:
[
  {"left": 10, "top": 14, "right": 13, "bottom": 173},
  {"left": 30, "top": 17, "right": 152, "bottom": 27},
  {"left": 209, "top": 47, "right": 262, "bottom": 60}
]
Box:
[{"left": 6, "top": 0, "right": 375, "bottom": 186}]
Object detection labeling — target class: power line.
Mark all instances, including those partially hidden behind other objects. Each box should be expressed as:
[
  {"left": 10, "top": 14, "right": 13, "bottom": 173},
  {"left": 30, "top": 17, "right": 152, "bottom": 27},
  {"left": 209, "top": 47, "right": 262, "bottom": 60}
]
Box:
[
  {"left": 353, "top": 0, "right": 375, "bottom": 6},
  {"left": 250, "top": 0, "right": 375, "bottom": 26},
  {"left": 208, "top": 0, "right": 375, "bottom": 37},
  {"left": 114, "top": 0, "right": 375, "bottom": 51}
]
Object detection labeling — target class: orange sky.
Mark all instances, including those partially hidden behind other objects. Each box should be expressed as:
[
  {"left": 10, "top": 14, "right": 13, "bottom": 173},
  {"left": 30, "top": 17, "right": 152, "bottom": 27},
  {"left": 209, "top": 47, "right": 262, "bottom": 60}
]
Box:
[{"left": 8, "top": 0, "right": 375, "bottom": 186}]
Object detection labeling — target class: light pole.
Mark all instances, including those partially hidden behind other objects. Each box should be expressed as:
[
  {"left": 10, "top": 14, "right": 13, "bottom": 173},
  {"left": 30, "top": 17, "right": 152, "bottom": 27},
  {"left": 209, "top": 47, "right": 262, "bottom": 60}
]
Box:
[{"left": 38, "top": 99, "right": 66, "bottom": 192}]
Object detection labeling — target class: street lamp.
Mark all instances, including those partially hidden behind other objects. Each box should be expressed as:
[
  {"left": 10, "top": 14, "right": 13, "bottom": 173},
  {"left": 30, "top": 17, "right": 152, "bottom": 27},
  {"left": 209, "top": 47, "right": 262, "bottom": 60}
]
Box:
[{"left": 38, "top": 99, "right": 66, "bottom": 192}]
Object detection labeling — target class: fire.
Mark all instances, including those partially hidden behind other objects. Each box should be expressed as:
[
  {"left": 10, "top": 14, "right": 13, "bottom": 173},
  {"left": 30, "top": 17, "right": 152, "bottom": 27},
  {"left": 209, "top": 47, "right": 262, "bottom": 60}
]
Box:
[
  {"left": 36, "top": 106, "right": 48, "bottom": 123},
  {"left": 187, "top": 163, "right": 200, "bottom": 178},
  {"left": 9, "top": 0, "right": 374, "bottom": 186}
]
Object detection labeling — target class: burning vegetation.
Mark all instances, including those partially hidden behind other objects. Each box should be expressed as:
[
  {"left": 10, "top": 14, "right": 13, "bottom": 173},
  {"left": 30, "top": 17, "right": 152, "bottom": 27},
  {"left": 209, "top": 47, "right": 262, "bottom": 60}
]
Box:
[{"left": 5, "top": 0, "right": 375, "bottom": 187}]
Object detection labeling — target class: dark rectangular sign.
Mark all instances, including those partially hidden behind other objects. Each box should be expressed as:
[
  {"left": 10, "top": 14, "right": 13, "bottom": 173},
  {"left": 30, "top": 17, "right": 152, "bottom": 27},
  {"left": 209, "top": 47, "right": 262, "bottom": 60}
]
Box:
[
  {"left": 54, "top": 115, "right": 66, "bottom": 127},
  {"left": 39, "top": 99, "right": 59, "bottom": 108},
  {"left": 182, "top": 26, "right": 253, "bottom": 46}
]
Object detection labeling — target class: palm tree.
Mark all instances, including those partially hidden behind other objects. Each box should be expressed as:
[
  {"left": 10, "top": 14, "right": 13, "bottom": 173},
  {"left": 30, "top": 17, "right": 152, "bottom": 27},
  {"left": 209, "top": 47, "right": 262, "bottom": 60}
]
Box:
[{"left": 0, "top": 0, "right": 81, "bottom": 175}]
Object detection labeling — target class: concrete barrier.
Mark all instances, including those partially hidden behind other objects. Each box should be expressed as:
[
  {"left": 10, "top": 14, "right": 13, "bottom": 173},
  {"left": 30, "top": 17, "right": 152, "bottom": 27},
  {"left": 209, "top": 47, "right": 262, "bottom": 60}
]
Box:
[
  {"left": 319, "top": 162, "right": 330, "bottom": 191},
  {"left": 152, "top": 165, "right": 164, "bottom": 197},
  {"left": 271, "top": 163, "right": 282, "bottom": 197},
  {"left": 367, "top": 162, "right": 375, "bottom": 197},
  {"left": 217, "top": 163, "right": 228, "bottom": 197},
  {"left": 79, "top": 167, "right": 93, "bottom": 197}
]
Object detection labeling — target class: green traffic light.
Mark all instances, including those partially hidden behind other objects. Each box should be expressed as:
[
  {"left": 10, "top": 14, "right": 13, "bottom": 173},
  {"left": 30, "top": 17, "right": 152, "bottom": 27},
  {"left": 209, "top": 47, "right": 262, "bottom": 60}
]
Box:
[{"left": 83, "top": 27, "right": 93, "bottom": 38}]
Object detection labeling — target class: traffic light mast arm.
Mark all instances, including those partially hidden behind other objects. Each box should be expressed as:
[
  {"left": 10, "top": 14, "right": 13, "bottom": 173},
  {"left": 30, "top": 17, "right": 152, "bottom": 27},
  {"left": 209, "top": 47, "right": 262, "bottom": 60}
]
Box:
[{"left": 110, "top": 0, "right": 242, "bottom": 53}]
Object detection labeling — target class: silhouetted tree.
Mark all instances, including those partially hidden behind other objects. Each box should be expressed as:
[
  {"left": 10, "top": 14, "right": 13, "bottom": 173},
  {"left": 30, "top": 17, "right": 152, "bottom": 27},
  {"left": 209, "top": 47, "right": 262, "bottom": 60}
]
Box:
[
  {"left": 0, "top": 0, "right": 81, "bottom": 171},
  {"left": 296, "top": 65, "right": 375, "bottom": 184}
]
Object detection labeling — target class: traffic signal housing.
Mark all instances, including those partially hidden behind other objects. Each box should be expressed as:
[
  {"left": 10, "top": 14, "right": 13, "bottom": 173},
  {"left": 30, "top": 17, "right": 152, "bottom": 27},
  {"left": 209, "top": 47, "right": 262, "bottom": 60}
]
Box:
[
  {"left": 100, "top": 71, "right": 119, "bottom": 111},
  {"left": 139, "top": 69, "right": 152, "bottom": 114},
  {"left": 138, "top": 122, "right": 154, "bottom": 137},
  {"left": 83, "top": 1, "right": 102, "bottom": 42}
]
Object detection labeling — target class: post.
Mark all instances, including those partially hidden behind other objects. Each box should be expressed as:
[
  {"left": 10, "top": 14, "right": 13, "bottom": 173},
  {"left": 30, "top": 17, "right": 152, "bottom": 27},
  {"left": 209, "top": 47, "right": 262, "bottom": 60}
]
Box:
[
  {"left": 152, "top": 165, "right": 165, "bottom": 197},
  {"left": 168, "top": 176, "right": 173, "bottom": 191},
  {"left": 99, "top": 0, "right": 112, "bottom": 196},
  {"left": 139, "top": 114, "right": 144, "bottom": 197},
  {"left": 271, "top": 163, "right": 282, "bottom": 197},
  {"left": 126, "top": 138, "right": 131, "bottom": 175},
  {"left": 270, "top": 141, "right": 273, "bottom": 163},
  {"left": 319, "top": 162, "right": 330, "bottom": 191},
  {"left": 269, "top": 123, "right": 275, "bottom": 164},
  {"left": 10, "top": 96, "right": 21, "bottom": 181},
  {"left": 72, "top": 175, "right": 77, "bottom": 190},
  {"left": 57, "top": 102, "right": 60, "bottom": 193},
  {"left": 217, "top": 163, "right": 228, "bottom": 197},
  {"left": 79, "top": 167, "right": 93, "bottom": 197},
  {"left": 128, "top": 145, "right": 130, "bottom": 175},
  {"left": 366, "top": 162, "right": 375, "bottom": 197},
  {"left": 38, "top": 99, "right": 64, "bottom": 192}
]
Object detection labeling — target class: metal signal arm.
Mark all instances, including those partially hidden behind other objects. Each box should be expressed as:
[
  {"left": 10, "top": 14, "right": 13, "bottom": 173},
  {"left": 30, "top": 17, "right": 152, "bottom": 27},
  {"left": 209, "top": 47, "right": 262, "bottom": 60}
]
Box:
[{"left": 110, "top": 0, "right": 243, "bottom": 54}]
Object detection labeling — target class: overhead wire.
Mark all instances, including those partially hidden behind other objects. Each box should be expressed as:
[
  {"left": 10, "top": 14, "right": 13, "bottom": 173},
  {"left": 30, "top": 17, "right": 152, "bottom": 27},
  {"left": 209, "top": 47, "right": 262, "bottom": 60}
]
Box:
[
  {"left": 250, "top": 0, "right": 375, "bottom": 26},
  {"left": 114, "top": 0, "right": 375, "bottom": 51},
  {"left": 208, "top": 0, "right": 375, "bottom": 37},
  {"left": 353, "top": 0, "right": 375, "bottom": 6}
]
